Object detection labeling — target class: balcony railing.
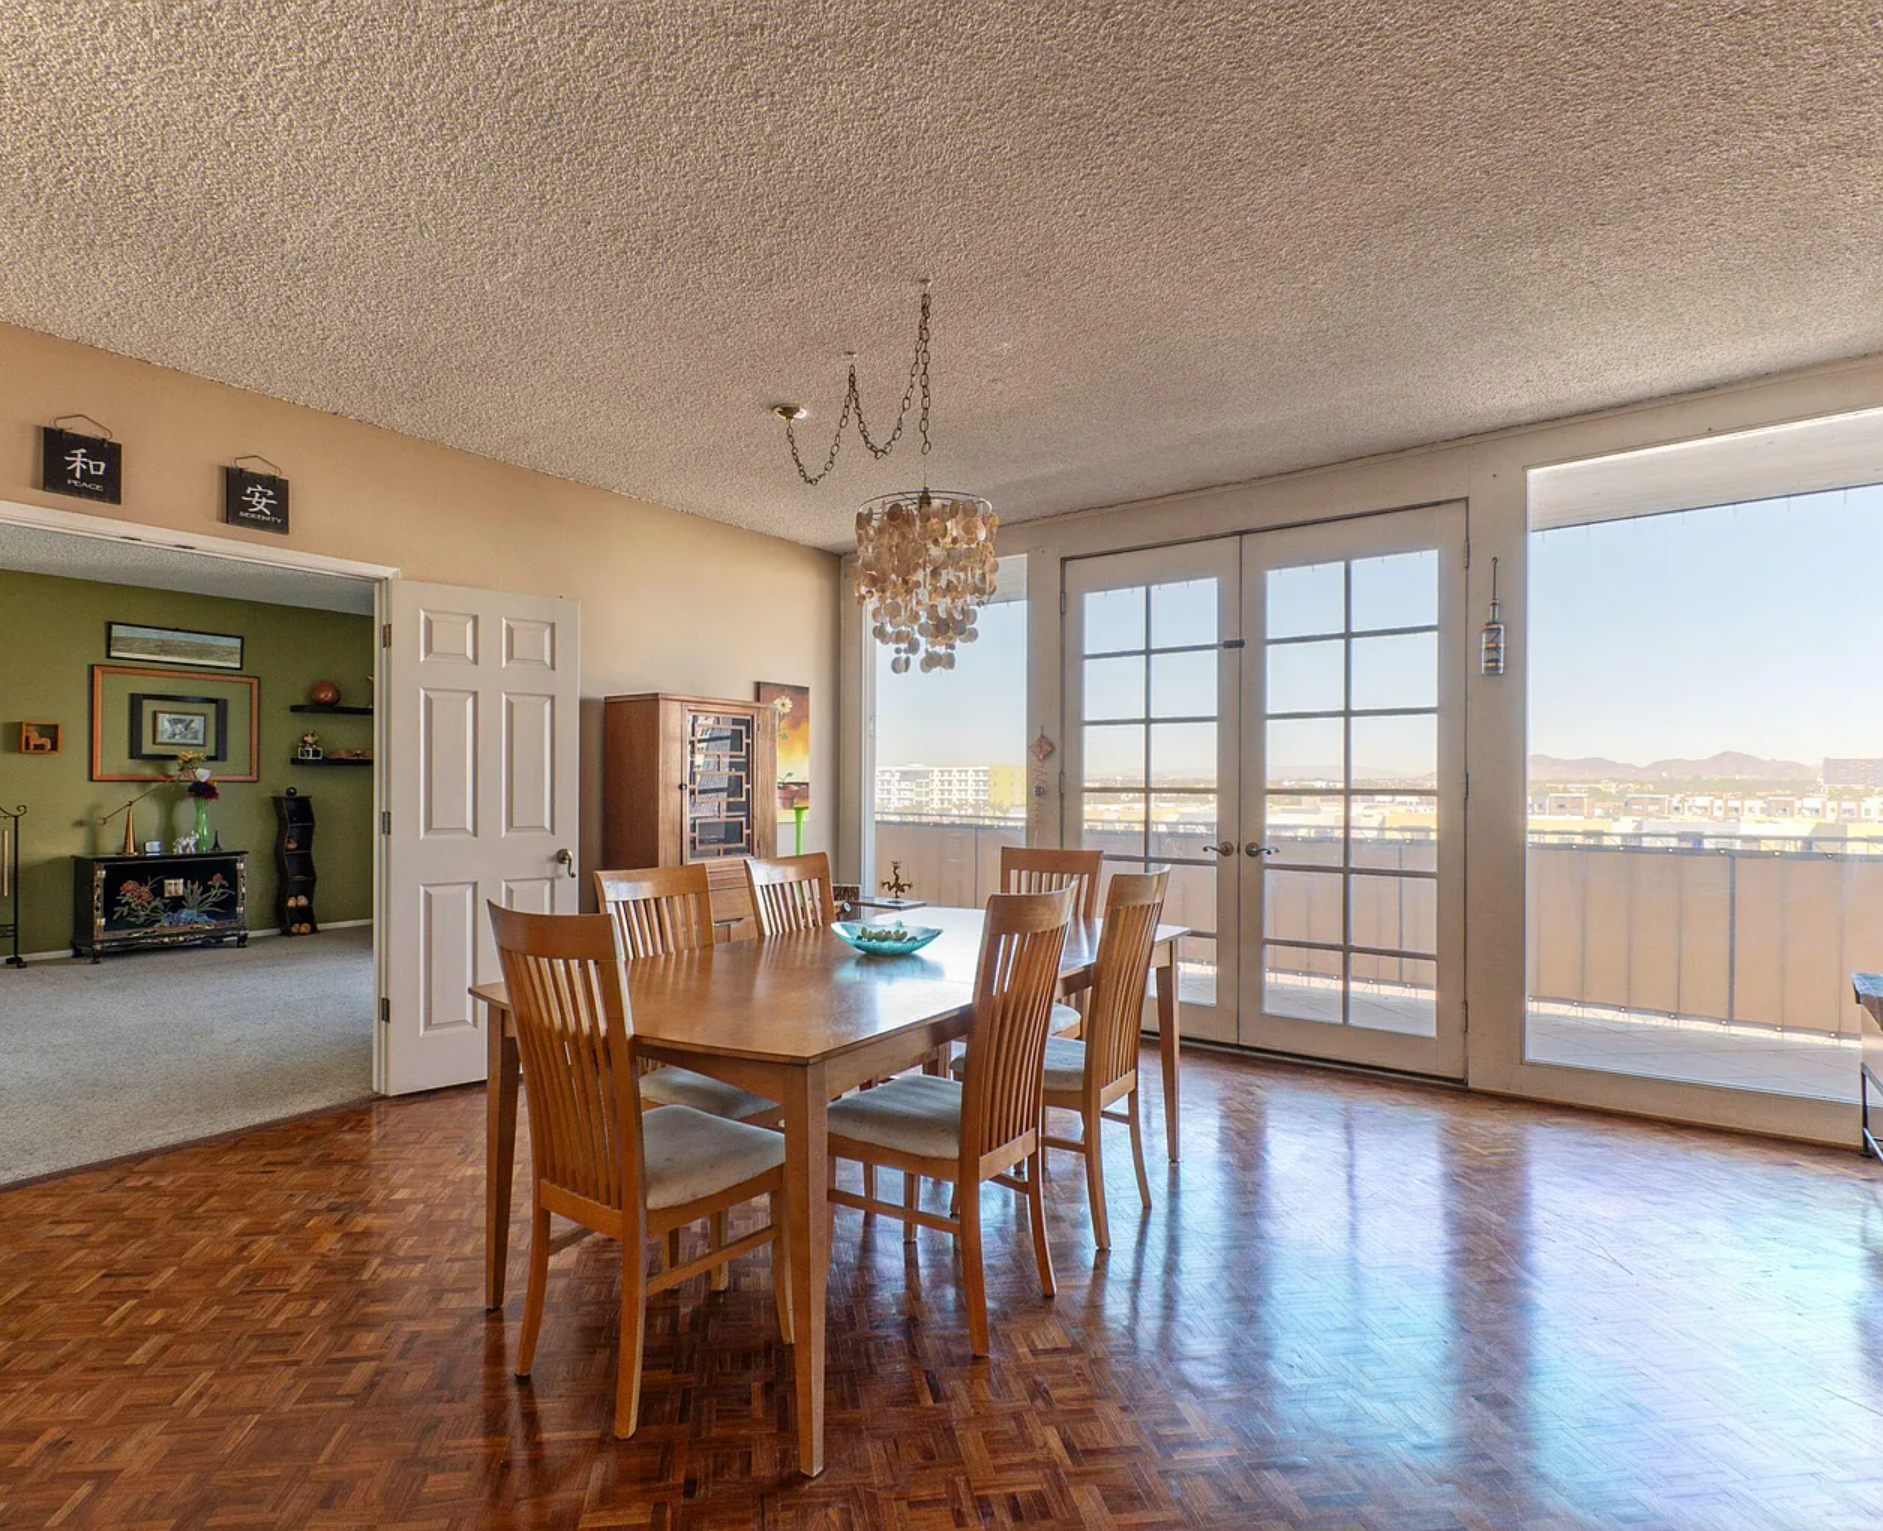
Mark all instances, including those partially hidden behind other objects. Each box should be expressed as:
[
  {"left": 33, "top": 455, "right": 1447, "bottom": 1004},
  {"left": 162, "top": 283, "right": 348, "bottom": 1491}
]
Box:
[{"left": 873, "top": 816, "right": 1882, "bottom": 1040}]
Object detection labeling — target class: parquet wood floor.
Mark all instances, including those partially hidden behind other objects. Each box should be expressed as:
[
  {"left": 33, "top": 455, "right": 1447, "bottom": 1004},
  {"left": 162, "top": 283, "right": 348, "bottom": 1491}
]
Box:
[{"left": 4, "top": 1051, "right": 1882, "bottom": 1531}]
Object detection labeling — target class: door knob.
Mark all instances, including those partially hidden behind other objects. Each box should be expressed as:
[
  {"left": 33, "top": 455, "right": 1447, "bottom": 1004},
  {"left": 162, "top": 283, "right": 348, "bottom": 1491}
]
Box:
[
  {"left": 555, "top": 847, "right": 577, "bottom": 879},
  {"left": 1210, "top": 840, "right": 1235, "bottom": 856},
  {"left": 1245, "top": 842, "right": 1278, "bottom": 857}
]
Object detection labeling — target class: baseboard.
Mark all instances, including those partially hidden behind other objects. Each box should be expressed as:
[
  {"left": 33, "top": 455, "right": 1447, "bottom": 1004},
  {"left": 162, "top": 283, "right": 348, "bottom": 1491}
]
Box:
[{"left": 12, "top": 918, "right": 373, "bottom": 964}]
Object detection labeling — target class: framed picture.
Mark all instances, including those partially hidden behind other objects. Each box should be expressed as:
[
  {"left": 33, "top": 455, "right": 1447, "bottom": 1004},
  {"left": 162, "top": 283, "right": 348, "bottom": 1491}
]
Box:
[
  {"left": 91, "top": 666, "right": 258, "bottom": 782},
  {"left": 756, "top": 681, "right": 811, "bottom": 809},
  {"left": 129, "top": 693, "right": 228, "bottom": 760},
  {"left": 105, "top": 621, "right": 244, "bottom": 671}
]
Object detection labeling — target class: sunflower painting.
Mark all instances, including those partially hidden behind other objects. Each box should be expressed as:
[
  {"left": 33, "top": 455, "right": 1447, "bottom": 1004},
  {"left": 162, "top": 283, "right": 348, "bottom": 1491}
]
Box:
[{"left": 757, "top": 681, "right": 810, "bottom": 812}]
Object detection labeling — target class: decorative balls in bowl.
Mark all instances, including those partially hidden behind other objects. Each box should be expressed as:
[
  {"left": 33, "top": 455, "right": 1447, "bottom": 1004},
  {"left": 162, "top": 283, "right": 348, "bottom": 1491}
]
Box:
[{"left": 832, "top": 920, "right": 942, "bottom": 957}]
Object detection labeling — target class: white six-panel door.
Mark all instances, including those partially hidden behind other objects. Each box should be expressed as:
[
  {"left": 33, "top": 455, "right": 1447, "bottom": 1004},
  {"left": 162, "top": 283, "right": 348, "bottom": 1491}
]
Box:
[{"left": 378, "top": 580, "right": 580, "bottom": 1094}]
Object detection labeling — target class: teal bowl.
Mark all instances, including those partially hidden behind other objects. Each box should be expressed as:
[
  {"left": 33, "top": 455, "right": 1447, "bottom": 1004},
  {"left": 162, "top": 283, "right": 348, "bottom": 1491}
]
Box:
[{"left": 832, "top": 920, "right": 943, "bottom": 957}]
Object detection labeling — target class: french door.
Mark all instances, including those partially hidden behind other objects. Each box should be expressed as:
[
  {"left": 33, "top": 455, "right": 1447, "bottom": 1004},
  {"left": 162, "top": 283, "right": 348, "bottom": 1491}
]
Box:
[{"left": 1063, "top": 504, "right": 1468, "bottom": 1077}]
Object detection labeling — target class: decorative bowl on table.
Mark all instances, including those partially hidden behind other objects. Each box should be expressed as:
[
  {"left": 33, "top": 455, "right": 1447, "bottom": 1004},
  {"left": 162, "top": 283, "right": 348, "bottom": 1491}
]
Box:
[{"left": 832, "top": 920, "right": 942, "bottom": 957}]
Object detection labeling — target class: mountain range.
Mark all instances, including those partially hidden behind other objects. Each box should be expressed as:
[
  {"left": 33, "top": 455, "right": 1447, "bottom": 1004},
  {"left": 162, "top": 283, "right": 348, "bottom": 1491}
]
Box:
[{"left": 1528, "top": 750, "right": 1815, "bottom": 785}]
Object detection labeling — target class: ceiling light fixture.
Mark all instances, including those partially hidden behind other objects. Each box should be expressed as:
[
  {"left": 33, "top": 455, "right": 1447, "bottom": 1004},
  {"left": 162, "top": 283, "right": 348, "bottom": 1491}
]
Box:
[{"left": 772, "top": 285, "right": 997, "bottom": 675}]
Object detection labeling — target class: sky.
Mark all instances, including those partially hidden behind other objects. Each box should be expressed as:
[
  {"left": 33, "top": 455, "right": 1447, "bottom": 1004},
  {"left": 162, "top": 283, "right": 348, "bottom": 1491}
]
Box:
[
  {"left": 873, "top": 485, "right": 1883, "bottom": 778},
  {"left": 1529, "top": 486, "right": 1883, "bottom": 766}
]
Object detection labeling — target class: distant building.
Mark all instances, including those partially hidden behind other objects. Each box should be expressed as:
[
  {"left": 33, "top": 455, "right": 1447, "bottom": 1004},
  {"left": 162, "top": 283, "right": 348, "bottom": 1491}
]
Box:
[
  {"left": 1824, "top": 758, "right": 1883, "bottom": 789},
  {"left": 874, "top": 763, "right": 1025, "bottom": 818}
]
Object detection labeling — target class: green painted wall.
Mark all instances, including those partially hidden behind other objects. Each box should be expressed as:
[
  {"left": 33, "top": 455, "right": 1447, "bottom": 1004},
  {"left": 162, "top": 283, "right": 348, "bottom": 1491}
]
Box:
[{"left": 0, "top": 570, "right": 373, "bottom": 954}]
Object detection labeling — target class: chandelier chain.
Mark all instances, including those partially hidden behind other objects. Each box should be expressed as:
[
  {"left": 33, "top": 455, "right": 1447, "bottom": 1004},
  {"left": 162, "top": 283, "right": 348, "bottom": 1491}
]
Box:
[{"left": 781, "top": 291, "right": 931, "bottom": 485}]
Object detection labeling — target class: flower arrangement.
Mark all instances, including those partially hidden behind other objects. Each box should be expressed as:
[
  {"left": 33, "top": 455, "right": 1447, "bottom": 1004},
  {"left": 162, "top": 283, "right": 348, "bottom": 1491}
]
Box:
[
  {"left": 173, "top": 751, "right": 219, "bottom": 801},
  {"left": 173, "top": 751, "right": 218, "bottom": 848}
]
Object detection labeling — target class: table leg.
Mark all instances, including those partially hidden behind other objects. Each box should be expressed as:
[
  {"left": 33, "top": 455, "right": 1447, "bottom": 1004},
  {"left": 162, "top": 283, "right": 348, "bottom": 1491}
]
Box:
[
  {"left": 485, "top": 1013, "right": 520, "bottom": 1311},
  {"left": 1155, "top": 950, "right": 1179, "bottom": 1161},
  {"left": 781, "top": 1062, "right": 830, "bottom": 1477}
]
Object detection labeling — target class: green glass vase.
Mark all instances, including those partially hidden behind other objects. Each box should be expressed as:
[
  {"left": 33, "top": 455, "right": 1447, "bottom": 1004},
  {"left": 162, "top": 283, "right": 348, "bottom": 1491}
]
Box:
[{"left": 193, "top": 797, "right": 211, "bottom": 850}]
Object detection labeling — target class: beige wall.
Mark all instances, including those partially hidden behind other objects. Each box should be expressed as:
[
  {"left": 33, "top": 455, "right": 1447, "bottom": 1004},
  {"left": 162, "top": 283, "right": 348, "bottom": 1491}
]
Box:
[{"left": 0, "top": 322, "right": 841, "bottom": 882}]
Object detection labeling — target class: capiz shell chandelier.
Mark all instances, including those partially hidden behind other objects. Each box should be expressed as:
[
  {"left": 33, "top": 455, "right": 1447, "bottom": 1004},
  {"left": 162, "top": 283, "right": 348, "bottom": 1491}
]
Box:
[
  {"left": 772, "top": 285, "right": 999, "bottom": 674},
  {"left": 856, "top": 489, "right": 998, "bottom": 673}
]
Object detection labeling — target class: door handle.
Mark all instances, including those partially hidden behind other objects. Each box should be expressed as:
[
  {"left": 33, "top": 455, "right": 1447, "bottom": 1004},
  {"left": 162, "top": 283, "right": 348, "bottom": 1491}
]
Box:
[
  {"left": 555, "top": 847, "right": 577, "bottom": 879},
  {"left": 1209, "top": 840, "right": 1235, "bottom": 856},
  {"left": 1245, "top": 842, "right": 1278, "bottom": 857}
]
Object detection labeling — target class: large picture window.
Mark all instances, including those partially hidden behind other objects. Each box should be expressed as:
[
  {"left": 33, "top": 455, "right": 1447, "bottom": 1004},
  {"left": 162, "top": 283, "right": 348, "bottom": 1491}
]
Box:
[
  {"left": 869, "top": 556, "right": 1027, "bottom": 906},
  {"left": 1525, "top": 486, "right": 1883, "bottom": 1101}
]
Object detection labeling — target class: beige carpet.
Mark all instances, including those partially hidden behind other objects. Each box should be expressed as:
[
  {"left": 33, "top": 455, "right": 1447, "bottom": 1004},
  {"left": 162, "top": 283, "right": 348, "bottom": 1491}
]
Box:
[{"left": 0, "top": 927, "right": 374, "bottom": 1186}]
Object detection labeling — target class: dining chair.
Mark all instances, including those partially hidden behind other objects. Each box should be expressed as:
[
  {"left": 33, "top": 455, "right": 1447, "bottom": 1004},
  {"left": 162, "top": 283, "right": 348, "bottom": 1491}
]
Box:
[
  {"left": 999, "top": 845, "right": 1103, "bottom": 919},
  {"left": 594, "top": 865, "right": 779, "bottom": 1122},
  {"left": 825, "top": 887, "right": 1075, "bottom": 1355},
  {"left": 745, "top": 851, "right": 838, "bottom": 935},
  {"left": 488, "top": 902, "right": 791, "bottom": 1438},
  {"left": 1000, "top": 846, "right": 1103, "bottom": 1035},
  {"left": 958, "top": 870, "right": 1167, "bottom": 1250},
  {"left": 595, "top": 864, "right": 781, "bottom": 1288}
]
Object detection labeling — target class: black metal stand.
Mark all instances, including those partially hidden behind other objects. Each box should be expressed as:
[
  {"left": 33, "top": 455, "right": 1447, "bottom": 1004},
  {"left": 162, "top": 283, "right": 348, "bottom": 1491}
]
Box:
[{"left": 2, "top": 804, "right": 24, "bottom": 968}]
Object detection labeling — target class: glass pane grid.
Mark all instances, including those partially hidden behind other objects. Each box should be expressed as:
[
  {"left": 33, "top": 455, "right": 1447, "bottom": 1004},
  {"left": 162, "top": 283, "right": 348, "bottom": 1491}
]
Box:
[{"left": 1261, "top": 549, "right": 1440, "bottom": 1032}]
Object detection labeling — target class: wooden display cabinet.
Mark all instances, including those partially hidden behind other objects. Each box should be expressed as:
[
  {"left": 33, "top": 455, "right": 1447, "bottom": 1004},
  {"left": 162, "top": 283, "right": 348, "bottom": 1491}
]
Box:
[{"left": 601, "top": 693, "right": 778, "bottom": 937}]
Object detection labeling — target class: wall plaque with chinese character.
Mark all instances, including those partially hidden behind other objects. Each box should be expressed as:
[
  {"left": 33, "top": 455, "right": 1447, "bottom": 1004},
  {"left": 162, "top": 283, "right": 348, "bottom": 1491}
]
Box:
[
  {"left": 223, "top": 464, "right": 290, "bottom": 533},
  {"left": 41, "top": 426, "right": 122, "bottom": 503}
]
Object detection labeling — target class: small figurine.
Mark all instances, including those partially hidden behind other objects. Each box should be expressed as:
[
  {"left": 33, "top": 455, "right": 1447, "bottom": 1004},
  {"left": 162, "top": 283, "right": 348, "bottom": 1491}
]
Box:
[
  {"left": 880, "top": 861, "right": 913, "bottom": 899},
  {"left": 297, "top": 730, "right": 323, "bottom": 761}
]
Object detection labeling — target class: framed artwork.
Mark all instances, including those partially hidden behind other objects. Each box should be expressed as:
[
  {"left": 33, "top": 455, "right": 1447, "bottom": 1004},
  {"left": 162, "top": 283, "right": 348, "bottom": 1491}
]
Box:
[
  {"left": 105, "top": 621, "right": 245, "bottom": 671},
  {"left": 128, "top": 692, "right": 229, "bottom": 760},
  {"left": 17, "top": 721, "right": 61, "bottom": 754},
  {"left": 756, "top": 681, "right": 810, "bottom": 809},
  {"left": 91, "top": 665, "right": 259, "bottom": 782}
]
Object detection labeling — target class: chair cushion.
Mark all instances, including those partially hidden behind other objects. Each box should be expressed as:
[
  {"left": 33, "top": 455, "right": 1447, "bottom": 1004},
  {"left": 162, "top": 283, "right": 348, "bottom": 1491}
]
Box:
[
  {"left": 1051, "top": 1002, "right": 1082, "bottom": 1033},
  {"left": 826, "top": 1073, "right": 963, "bottom": 1161},
  {"left": 950, "top": 1035, "right": 1087, "bottom": 1093},
  {"left": 641, "top": 1105, "right": 786, "bottom": 1211},
  {"left": 640, "top": 1064, "right": 777, "bottom": 1123}
]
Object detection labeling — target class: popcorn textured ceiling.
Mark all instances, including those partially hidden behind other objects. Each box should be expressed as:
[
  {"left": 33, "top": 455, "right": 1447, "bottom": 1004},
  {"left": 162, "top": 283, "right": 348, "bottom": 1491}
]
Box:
[{"left": 2, "top": 2, "right": 1880, "bottom": 551}]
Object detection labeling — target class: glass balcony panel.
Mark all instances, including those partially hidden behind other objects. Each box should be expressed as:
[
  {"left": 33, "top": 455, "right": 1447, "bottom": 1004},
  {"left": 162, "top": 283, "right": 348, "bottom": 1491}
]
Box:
[
  {"left": 1350, "top": 873, "right": 1437, "bottom": 955},
  {"left": 1263, "top": 942, "right": 1343, "bottom": 1023},
  {"left": 1350, "top": 953, "right": 1437, "bottom": 1036},
  {"left": 1080, "top": 792, "right": 1146, "bottom": 861},
  {"left": 1149, "top": 797, "right": 1218, "bottom": 861},
  {"left": 1263, "top": 792, "right": 1345, "bottom": 867},
  {"left": 1265, "top": 868, "right": 1344, "bottom": 945},
  {"left": 1350, "top": 794, "right": 1438, "bottom": 871}
]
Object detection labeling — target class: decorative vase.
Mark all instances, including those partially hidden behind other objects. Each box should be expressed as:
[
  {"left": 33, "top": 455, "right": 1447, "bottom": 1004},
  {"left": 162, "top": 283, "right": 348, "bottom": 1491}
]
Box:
[{"left": 193, "top": 798, "right": 211, "bottom": 850}]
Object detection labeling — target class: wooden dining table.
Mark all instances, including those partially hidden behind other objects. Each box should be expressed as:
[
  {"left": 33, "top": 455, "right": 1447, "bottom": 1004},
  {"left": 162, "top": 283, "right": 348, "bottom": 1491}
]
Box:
[{"left": 468, "top": 904, "right": 1188, "bottom": 1477}]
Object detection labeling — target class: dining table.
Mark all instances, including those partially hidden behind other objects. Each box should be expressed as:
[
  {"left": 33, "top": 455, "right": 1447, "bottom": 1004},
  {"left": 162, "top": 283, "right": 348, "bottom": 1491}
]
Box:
[{"left": 468, "top": 903, "right": 1189, "bottom": 1477}]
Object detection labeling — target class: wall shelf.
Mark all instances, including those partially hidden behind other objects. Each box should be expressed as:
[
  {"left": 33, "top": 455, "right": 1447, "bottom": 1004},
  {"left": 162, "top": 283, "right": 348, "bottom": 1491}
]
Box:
[
  {"left": 289, "top": 703, "right": 374, "bottom": 716},
  {"left": 291, "top": 757, "right": 373, "bottom": 767}
]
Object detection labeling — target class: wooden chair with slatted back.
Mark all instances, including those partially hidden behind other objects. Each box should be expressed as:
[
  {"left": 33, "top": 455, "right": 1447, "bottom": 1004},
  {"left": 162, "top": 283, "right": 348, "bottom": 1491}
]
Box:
[
  {"left": 594, "top": 864, "right": 717, "bottom": 958},
  {"left": 1031, "top": 870, "right": 1168, "bottom": 1250},
  {"left": 593, "top": 864, "right": 781, "bottom": 1287},
  {"left": 825, "top": 887, "right": 1075, "bottom": 1355},
  {"left": 744, "top": 851, "right": 837, "bottom": 935},
  {"left": 1000, "top": 846, "right": 1104, "bottom": 1036},
  {"left": 488, "top": 902, "right": 791, "bottom": 1438},
  {"left": 999, "top": 845, "right": 1103, "bottom": 918}
]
